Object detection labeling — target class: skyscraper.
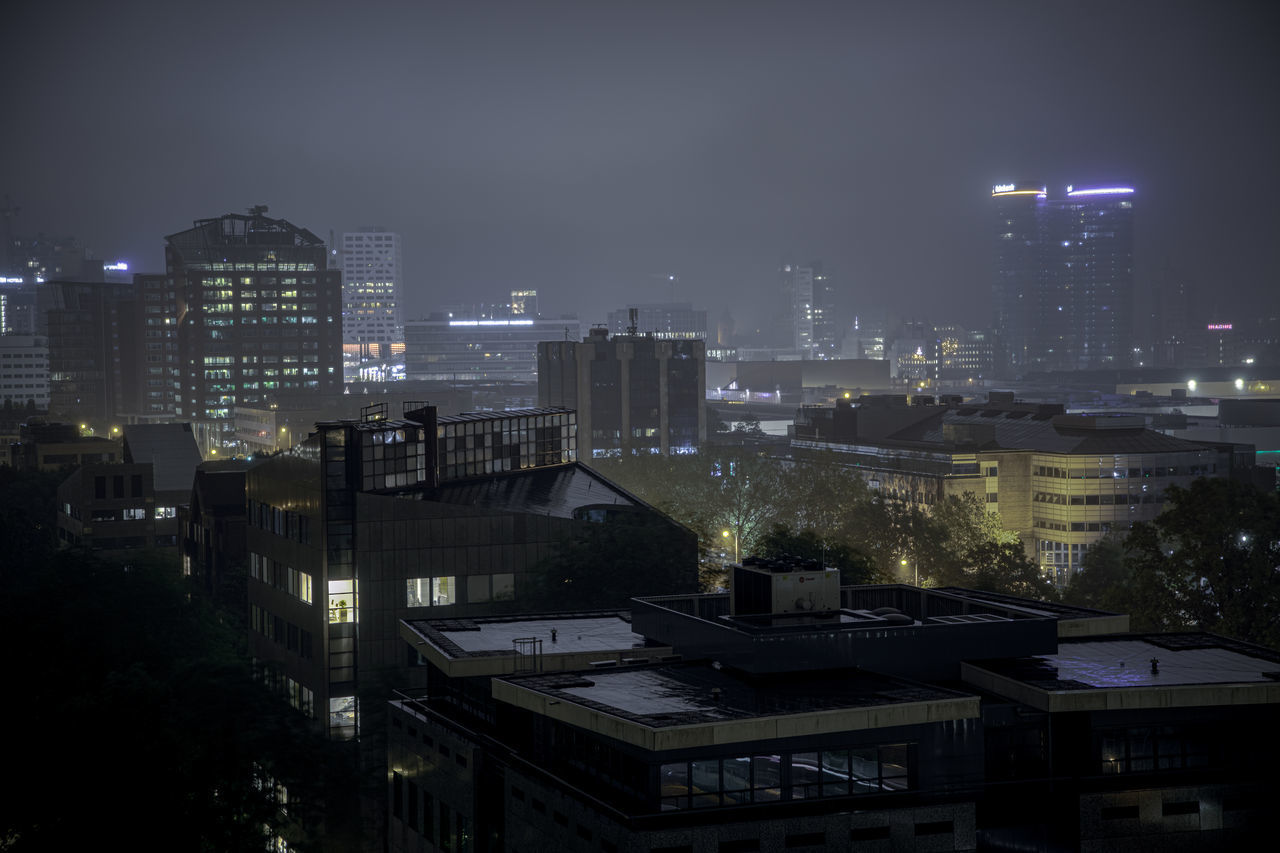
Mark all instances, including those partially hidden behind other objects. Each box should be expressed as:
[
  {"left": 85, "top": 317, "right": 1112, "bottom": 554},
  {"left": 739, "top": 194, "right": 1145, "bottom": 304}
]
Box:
[
  {"left": 780, "top": 261, "right": 837, "bottom": 358},
  {"left": 992, "top": 183, "right": 1135, "bottom": 375},
  {"left": 167, "top": 209, "right": 342, "bottom": 451},
  {"left": 340, "top": 228, "right": 402, "bottom": 362}
]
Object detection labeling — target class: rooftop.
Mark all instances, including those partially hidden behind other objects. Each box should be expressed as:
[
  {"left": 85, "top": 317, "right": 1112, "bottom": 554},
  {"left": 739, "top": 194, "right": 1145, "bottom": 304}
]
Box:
[
  {"left": 401, "top": 611, "right": 671, "bottom": 678},
  {"left": 962, "top": 634, "right": 1280, "bottom": 712},
  {"left": 493, "top": 663, "right": 980, "bottom": 750},
  {"left": 427, "top": 462, "right": 641, "bottom": 519},
  {"left": 121, "top": 423, "right": 204, "bottom": 493},
  {"left": 437, "top": 407, "right": 573, "bottom": 425}
]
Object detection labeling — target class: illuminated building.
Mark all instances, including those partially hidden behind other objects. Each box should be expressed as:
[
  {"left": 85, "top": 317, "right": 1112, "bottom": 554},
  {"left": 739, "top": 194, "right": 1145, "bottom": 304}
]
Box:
[
  {"left": 992, "top": 183, "right": 1135, "bottom": 375},
  {"left": 509, "top": 289, "right": 537, "bottom": 316},
  {"left": 606, "top": 302, "right": 707, "bottom": 340},
  {"left": 341, "top": 229, "right": 403, "bottom": 362},
  {"left": 166, "top": 209, "right": 343, "bottom": 452},
  {"left": 793, "top": 393, "right": 1248, "bottom": 584},
  {"left": 779, "top": 261, "right": 838, "bottom": 359},
  {"left": 0, "top": 335, "right": 49, "bottom": 410},
  {"left": 538, "top": 328, "right": 706, "bottom": 457},
  {"left": 404, "top": 312, "right": 579, "bottom": 383}
]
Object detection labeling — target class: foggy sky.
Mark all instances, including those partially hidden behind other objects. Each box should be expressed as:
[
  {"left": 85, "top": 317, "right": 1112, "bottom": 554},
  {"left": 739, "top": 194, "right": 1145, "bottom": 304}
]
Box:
[{"left": 3, "top": 0, "right": 1277, "bottom": 333}]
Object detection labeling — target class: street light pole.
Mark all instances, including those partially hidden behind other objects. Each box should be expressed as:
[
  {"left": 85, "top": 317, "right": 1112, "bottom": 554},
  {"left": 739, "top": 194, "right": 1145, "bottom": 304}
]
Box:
[{"left": 722, "top": 529, "right": 739, "bottom": 564}]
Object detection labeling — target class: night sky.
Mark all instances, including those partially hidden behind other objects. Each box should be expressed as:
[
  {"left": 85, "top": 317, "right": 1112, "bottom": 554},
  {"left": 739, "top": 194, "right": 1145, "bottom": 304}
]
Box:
[{"left": 3, "top": 0, "right": 1277, "bottom": 333}]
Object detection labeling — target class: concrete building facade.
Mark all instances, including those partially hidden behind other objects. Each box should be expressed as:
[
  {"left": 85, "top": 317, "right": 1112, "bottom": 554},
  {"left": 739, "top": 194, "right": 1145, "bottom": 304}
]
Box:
[{"left": 538, "top": 329, "right": 706, "bottom": 458}]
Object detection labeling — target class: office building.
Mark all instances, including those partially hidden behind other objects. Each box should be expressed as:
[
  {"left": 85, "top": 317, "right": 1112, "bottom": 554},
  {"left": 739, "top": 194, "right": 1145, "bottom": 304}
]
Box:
[
  {"left": 388, "top": 573, "right": 1273, "bottom": 851},
  {"left": 777, "top": 261, "right": 838, "bottom": 360},
  {"left": 242, "top": 402, "right": 695, "bottom": 736},
  {"left": 0, "top": 335, "right": 49, "bottom": 410},
  {"left": 538, "top": 328, "right": 706, "bottom": 458},
  {"left": 931, "top": 325, "right": 996, "bottom": 383},
  {"left": 509, "top": 289, "right": 537, "bottom": 316},
  {"left": 8, "top": 421, "right": 121, "bottom": 471},
  {"left": 793, "top": 393, "right": 1250, "bottom": 584},
  {"left": 134, "top": 272, "right": 180, "bottom": 420},
  {"left": 405, "top": 313, "right": 579, "bottom": 383},
  {"left": 166, "top": 209, "right": 343, "bottom": 452},
  {"left": 37, "top": 279, "right": 136, "bottom": 422},
  {"left": 55, "top": 423, "right": 203, "bottom": 554},
  {"left": 241, "top": 402, "right": 696, "bottom": 845},
  {"left": 992, "top": 183, "right": 1135, "bottom": 375},
  {"left": 341, "top": 229, "right": 403, "bottom": 361},
  {"left": 606, "top": 303, "right": 708, "bottom": 340}
]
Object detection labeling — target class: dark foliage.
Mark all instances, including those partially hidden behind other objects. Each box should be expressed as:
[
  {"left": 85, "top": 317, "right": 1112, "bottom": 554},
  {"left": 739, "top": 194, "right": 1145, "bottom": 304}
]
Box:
[{"left": 0, "top": 470, "right": 358, "bottom": 851}]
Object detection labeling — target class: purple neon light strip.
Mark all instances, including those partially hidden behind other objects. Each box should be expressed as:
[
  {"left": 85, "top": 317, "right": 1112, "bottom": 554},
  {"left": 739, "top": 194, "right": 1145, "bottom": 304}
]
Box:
[{"left": 1066, "top": 187, "right": 1135, "bottom": 196}]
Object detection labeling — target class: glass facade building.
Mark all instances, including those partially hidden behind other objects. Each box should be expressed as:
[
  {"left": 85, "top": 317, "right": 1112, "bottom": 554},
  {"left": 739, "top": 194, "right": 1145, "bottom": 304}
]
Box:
[{"left": 993, "top": 184, "right": 1135, "bottom": 376}]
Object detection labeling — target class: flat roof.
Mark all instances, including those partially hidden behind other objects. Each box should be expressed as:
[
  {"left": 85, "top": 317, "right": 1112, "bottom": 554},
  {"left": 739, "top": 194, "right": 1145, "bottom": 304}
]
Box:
[
  {"left": 492, "top": 663, "right": 980, "bottom": 751},
  {"left": 962, "top": 634, "right": 1280, "bottom": 713},
  {"left": 401, "top": 612, "right": 670, "bottom": 678}
]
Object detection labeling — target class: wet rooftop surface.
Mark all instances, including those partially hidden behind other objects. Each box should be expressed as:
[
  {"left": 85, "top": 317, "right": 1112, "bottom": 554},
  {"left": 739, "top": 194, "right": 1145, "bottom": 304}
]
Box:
[
  {"left": 973, "top": 635, "right": 1280, "bottom": 690},
  {"left": 406, "top": 612, "right": 647, "bottom": 659},
  {"left": 429, "top": 463, "right": 638, "bottom": 518},
  {"left": 500, "top": 664, "right": 969, "bottom": 727}
]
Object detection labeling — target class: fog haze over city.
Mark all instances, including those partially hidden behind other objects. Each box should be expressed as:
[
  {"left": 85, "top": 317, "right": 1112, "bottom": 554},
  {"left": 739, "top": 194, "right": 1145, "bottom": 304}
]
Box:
[{"left": 4, "top": 0, "right": 1277, "bottom": 329}]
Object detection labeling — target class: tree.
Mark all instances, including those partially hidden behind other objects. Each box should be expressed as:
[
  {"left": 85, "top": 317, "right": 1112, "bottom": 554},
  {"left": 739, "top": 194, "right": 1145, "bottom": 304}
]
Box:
[
  {"left": 732, "top": 411, "right": 764, "bottom": 435},
  {"left": 1065, "top": 478, "right": 1280, "bottom": 649},
  {"left": 525, "top": 513, "right": 700, "bottom": 609},
  {"left": 0, "top": 469, "right": 358, "bottom": 850},
  {"left": 755, "top": 523, "right": 884, "bottom": 585}
]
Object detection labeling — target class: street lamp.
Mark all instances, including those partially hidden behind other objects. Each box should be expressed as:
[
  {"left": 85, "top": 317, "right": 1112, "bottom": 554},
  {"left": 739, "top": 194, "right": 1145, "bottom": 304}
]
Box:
[
  {"left": 901, "top": 557, "right": 917, "bottom": 587},
  {"left": 722, "top": 529, "right": 739, "bottom": 564}
]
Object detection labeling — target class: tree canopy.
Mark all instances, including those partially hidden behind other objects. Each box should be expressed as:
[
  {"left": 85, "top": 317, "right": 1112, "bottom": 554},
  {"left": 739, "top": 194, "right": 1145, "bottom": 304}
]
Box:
[
  {"left": 0, "top": 470, "right": 358, "bottom": 851},
  {"left": 1065, "top": 478, "right": 1280, "bottom": 650},
  {"left": 591, "top": 450, "right": 1052, "bottom": 599}
]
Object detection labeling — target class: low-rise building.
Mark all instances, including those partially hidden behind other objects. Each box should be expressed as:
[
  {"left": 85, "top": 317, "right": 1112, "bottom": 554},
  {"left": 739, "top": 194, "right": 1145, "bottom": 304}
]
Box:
[
  {"left": 385, "top": 569, "right": 1274, "bottom": 851},
  {"left": 793, "top": 394, "right": 1253, "bottom": 584}
]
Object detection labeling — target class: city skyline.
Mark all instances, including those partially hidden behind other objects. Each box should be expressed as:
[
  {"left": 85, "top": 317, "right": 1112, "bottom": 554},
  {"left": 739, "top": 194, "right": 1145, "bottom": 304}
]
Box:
[{"left": 3, "top": 0, "right": 1277, "bottom": 333}]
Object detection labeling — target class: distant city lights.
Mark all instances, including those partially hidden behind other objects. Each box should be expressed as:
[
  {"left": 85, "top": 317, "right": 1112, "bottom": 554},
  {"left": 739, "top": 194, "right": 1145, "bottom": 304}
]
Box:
[
  {"left": 1066, "top": 186, "right": 1135, "bottom": 197},
  {"left": 1207, "top": 323, "right": 1232, "bottom": 331},
  {"left": 103, "top": 261, "right": 129, "bottom": 271},
  {"left": 448, "top": 319, "right": 534, "bottom": 327}
]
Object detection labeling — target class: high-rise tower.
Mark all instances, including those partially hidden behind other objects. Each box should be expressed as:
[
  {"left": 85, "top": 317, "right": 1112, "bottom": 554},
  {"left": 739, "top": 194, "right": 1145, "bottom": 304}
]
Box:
[
  {"left": 167, "top": 209, "right": 342, "bottom": 451},
  {"left": 780, "top": 261, "right": 837, "bottom": 358},
  {"left": 992, "top": 183, "right": 1134, "bottom": 375},
  {"left": 340, "top": 228, "right": 402, "bottom": 362}
]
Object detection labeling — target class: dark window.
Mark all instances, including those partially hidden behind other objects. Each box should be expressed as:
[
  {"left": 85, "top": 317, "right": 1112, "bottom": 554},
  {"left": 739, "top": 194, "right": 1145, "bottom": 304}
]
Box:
[
  {"left": 850, "top": 826, "right": 891, "bottom": 842},
  {"left": 914, "top": 821, "right": 953, "bottom": 836},
  {"left": 408, "top": 781, "right": 419, "bottom": 829},
  {"left": 601, "top": 841, "right": 617, "bottom": 853},
  {"left": 511, "top": 786, "right": 524, "bottom": 802},
  {"left": 456, "top": 753, "right": 467, "bottom": 768},
  {"left": 719, "top": 840, "right": 760, "bottom": 853},
  {"left": 392, "top": 771, "right": 403, "bottom": 820},
  {"left": 95, "top": 476, "right": 106, "bottom": 499},
  {"left": 113, "top": 475, "right": 124, "bottom": 498},
  {"left": 553, "top": 811, "right": 568, "bottom": 827},
  {"left": 577, "top": 826, "right": 592, "bottom": 841},
  {"left": 1162, "top": 801, "right": 1199, "bottom": 817},
  {"left": 1100, "top": 805, "right": 1139, "bottom": 820},
  {"left": 532, "top": 798, "right": 546, "bottom": 814},
  {"left": 785, "top": 833, "right": 825, "bottom": 848},
  {"left": 130, "top": 474, "right": 143, "bottom": 497}
]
